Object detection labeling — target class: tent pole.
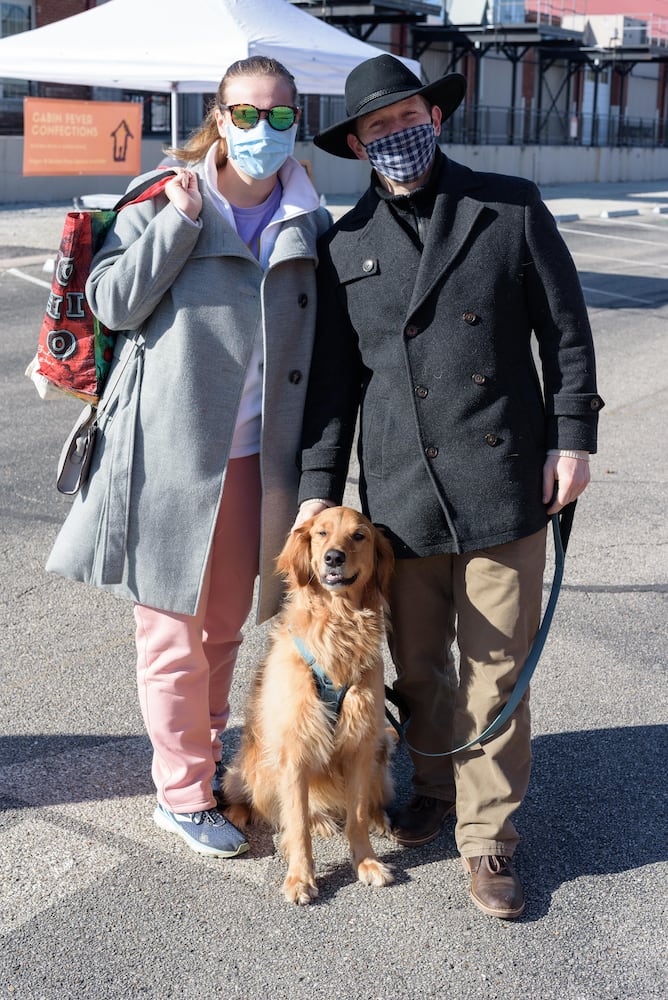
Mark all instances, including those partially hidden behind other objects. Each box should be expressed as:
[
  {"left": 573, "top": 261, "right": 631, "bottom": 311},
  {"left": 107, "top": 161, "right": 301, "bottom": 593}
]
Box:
[{"left": 171, "top": 87, "right": 178, "bottom": 148}]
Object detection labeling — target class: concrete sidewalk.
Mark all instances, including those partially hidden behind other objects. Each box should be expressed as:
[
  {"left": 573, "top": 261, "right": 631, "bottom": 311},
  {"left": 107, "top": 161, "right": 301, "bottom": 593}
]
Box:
[
  {"left": 327, "top": 179, "right": 668, "bottom": 222},
  {"left": 323, "top": 177, "right": 668, "bottom": 222},
  {"left": 1, "top": 177, "right": 668, "bottom": 260},
  {"left": 539, "top": 177, "right": 668, "bottom": 221}
]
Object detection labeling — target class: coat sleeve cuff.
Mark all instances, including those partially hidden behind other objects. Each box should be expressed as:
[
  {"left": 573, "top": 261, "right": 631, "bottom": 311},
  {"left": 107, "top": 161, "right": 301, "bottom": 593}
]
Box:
[
  {"left": 298, "top": 474, "right": 342, "bottom": 507},
  {"left": 546, "top": 416, "right": 600, "bottom": 454},
  {"left": 545, "top": 392, "right": 605, "bottom": 416}
]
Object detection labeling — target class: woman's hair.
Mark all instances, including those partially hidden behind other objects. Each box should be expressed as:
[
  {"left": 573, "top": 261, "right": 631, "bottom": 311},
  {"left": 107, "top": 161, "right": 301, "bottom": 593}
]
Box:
[{"left": 164, "top": 56, "right": 298, "bottom": 165}]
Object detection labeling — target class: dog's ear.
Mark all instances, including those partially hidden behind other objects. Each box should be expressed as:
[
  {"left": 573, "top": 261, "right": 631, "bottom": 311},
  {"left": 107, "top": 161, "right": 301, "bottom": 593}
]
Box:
[
  {"left": 373, "top": 526, "right": 395, "bottom": 599},
  {"left": 276, "top": 522, "right": 314, "bottom": 589}
]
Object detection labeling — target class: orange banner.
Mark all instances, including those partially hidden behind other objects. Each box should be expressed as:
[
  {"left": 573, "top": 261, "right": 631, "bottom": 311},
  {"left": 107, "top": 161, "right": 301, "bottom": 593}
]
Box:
[{"left": 23, "top": 97, "right": 143, "bottom": 176}]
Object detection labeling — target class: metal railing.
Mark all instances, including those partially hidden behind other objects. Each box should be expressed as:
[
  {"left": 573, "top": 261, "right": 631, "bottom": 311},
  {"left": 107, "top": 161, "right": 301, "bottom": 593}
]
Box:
[
  {"left": 2, "top": 93, "right": 666, "bottom": 149},
  {"left": 305, "top": 97, "right": 668, "bottom": 149}
]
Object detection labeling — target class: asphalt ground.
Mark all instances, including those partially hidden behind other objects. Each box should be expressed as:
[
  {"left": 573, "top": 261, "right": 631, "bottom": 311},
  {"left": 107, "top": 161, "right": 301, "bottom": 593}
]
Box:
[{"left": 0, "top": 180, "right": 667, "bottom": 999}]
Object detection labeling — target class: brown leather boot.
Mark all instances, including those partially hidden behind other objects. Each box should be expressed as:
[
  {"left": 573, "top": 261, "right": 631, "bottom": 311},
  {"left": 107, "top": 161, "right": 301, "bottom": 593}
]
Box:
[
  {"left": 390, "top": 795, "right": 456, "bottom": 847},
  {"left": 462, "top": 855, "right": 525, "bottom": 919}
]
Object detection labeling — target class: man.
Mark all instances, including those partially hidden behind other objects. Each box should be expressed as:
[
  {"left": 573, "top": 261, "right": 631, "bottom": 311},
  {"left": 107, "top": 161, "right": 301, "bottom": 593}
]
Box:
[{"left": 296, "top": 54, "right": 603, "bottom": 919}]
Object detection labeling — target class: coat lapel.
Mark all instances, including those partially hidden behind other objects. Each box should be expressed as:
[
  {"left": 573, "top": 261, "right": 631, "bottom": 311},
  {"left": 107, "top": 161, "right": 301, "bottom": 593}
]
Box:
[
  {"left": 332, "top": 193, "right": 423, "bottom": 286},
  {"left": 190, "top": 193, "right": 256, "bottom": 261},
  {"left": 406, "top": 158, "right": 485, "bottom": 320},
  {"left": 190, "top": 169, "right": 321, "bottom": 265}
]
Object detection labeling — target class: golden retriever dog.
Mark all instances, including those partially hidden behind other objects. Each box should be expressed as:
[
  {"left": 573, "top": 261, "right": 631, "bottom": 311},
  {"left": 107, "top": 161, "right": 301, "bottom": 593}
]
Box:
[{"left": 223, "top": 505, "right": 396, "bottom": 905}]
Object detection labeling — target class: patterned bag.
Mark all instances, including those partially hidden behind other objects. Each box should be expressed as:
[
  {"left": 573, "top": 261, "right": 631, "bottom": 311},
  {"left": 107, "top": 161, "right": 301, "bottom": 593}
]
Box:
[{"left": 27, "top": 169, "right": 176, "bottom": 404}]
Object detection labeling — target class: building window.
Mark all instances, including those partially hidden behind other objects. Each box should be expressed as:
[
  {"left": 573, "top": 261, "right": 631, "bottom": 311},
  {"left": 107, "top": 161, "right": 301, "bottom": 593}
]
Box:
[
  {"left": 1, "top": 3, "right": 33, "bottom": 102},
  {"left": 1, "top": 2, "right": 32, "bottom": 37}
]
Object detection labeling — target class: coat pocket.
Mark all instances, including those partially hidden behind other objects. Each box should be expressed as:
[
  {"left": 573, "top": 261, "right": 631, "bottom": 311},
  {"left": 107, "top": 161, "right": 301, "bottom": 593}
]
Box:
[
  {"left": 92, "top": 343, "right": 145, "bottom": 586},
  {"left": 360, "top": 394, "right": 387, "bottom": 479}
]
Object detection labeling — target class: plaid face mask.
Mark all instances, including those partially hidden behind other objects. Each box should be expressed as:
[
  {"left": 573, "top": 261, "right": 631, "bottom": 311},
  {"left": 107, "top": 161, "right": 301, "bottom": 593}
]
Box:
[{"left": 362, "top": 122, "right": 436, "bottom": 183}]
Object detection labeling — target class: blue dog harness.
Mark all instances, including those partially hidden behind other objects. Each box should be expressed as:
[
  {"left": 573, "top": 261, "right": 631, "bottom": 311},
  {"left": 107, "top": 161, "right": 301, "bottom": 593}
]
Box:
[{"left": 292, "top": 635, "right": 349, "bottom": 721}]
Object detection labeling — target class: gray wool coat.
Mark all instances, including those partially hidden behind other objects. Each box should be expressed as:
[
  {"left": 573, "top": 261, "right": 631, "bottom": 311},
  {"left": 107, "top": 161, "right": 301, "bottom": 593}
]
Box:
[
  {"left": 298, "top": 152, "right": 604, "bottom": 557},
  {"left": 47, "top": 162, "right": 330, "bottom": 620}
]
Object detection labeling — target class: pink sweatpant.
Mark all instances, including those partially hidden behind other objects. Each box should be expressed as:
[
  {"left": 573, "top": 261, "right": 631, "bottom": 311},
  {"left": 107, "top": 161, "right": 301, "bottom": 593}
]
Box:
[{"left": 134, "top": 455, "right": 261, "bottom": 813}]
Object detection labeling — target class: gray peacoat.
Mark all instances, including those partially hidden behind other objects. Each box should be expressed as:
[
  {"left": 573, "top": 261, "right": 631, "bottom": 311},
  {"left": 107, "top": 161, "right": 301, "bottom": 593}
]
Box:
[
  {"left": 298, "top": 152, "right": 604, "bottom": 557},
  {"left": 47, "top": 160, "right": 330, "bottom": 620}
]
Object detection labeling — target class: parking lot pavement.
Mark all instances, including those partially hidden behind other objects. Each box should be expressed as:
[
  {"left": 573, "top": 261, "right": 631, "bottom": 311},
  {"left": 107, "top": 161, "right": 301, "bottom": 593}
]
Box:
[
  {"left": 2, "top": 178, "right": 668, "bottom": 251},
  {"left": 1, "top": 185, "right": 666, "bottom": 1000},
  {"left": 322, "top": 177, "right": 668, "bottom": 223}
]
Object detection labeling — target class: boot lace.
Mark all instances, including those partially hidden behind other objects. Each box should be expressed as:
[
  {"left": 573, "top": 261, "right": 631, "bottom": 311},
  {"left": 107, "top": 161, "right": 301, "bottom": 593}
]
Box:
[{"left": 487, "top": 855, "right": 512, "bottom": 873}]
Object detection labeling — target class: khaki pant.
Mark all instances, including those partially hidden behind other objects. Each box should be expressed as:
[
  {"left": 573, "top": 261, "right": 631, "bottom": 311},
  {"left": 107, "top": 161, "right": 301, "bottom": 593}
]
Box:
[{"left": 387, "top": 529, "right": 546, "bottom": 858}]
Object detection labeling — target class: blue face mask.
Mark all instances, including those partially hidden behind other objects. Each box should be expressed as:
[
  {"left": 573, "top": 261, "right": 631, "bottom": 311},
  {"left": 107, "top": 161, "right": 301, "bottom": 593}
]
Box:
[
  {"left": 225, "top": 119, "right": 296, "bottom": 179},
  {"left": 363, "top": 122, "right": 436, "bottom": 183}
]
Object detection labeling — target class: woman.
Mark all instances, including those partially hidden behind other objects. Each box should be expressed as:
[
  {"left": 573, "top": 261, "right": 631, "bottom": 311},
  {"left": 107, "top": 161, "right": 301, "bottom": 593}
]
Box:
[{"left": 47, "top": 57, "right": 331, "bottom": 858}]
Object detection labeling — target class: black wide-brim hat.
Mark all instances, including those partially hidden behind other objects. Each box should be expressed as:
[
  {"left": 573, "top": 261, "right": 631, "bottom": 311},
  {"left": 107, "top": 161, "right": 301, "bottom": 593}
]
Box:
[{"left": 314, "top": 53, "right": 466, "bottom": 159}]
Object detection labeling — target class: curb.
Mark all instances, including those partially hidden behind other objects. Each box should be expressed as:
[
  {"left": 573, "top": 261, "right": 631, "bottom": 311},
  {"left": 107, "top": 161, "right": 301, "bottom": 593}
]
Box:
[{"left": 600, "top": 208, "right": 640, "bottom": 218}]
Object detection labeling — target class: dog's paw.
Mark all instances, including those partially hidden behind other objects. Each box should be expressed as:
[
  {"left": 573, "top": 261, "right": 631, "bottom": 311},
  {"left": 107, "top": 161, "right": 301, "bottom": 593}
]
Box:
[
  {"left": 224, "top": 802, "right": 252, "bottom": 832},
  {"left": 282, "top": 873, "right": 319, "bottom": 905},
  {"left": 368, "top": 809, "right": 392, "bottom": 837},
  {"left": 356, "top": 858, "right": 394, "bottom": 887}
]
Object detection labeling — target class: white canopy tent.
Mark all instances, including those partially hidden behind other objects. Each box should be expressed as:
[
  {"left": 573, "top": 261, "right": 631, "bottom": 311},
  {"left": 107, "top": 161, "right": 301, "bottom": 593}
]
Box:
[{"left": 0, "top": 0, "right": 422, "bottom": 146}]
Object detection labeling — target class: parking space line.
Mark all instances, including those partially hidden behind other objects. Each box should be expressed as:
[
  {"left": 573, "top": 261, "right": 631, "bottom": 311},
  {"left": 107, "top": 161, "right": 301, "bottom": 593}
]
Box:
[
  {"left": 5, "top": 267, "right": 51, "bottom": 289},
  {"left": 613, "top": 219, "right": 668, "bottom": 231},
  {"left": 580, "top": 284, "right": 659, "bottom": 305},
  {"left": 560, "top": 226, "right": 668, "bottom": 249},
  {"left": 0, "top": 818, "right": 126, "bottom": 935},
  {"left": 0, "top": 254, "right": 52, "bottom": 270},
  {"left": 571, "top": 250, "right": 668, "bottom": 271}
]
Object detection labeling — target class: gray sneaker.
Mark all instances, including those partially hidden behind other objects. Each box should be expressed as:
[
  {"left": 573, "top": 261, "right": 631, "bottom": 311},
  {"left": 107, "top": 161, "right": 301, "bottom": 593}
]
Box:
[{"left": 154, "top": 804, "right": 248, "bottom": 858}]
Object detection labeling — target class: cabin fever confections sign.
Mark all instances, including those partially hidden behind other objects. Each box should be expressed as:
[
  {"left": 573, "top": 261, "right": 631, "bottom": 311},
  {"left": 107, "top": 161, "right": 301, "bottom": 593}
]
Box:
[{"left": 23, "top": 97, "right": 142, "bottom": 176}]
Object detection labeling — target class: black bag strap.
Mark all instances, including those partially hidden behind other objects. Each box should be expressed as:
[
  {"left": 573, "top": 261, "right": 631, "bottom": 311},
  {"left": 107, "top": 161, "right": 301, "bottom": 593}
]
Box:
[{"left": 112, "top": 168, "right": 178, "bottom": 213}]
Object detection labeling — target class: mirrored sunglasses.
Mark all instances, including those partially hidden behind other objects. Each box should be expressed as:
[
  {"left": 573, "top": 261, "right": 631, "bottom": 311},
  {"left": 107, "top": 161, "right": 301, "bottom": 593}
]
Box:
[{"left": 224, "top": 104, "right": 299, "bottom": 131}]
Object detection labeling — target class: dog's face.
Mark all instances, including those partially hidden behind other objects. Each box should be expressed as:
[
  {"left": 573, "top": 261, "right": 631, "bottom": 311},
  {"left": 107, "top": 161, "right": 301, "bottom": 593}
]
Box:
[{"left": 277, "top": 506, "right": 394, "bottom": 605}]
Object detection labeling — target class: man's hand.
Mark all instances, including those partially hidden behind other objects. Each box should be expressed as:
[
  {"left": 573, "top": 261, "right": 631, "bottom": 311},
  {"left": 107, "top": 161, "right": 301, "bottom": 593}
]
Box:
[
  {"left": 543, "top": 452, "right": 590, "bottom": 514},
  {"left": 291, "top": 499, "right": 334, "bottom": 531}
]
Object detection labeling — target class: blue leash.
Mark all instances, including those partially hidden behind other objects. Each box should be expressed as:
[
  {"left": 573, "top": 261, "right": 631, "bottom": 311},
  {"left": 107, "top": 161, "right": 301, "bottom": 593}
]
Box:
[{"left": 385, "top": 504, "right": 576, "bottom": 757}]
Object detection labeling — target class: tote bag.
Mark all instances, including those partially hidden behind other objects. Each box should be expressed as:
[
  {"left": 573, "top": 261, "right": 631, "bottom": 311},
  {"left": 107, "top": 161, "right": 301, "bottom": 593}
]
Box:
[{"left": 27, "top": 169, "right": 176, "bottom": 405}]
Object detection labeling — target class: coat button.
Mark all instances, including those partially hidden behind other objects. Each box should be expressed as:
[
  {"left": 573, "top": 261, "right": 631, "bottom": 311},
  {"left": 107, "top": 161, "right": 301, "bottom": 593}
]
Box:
[
  {"left": 425, "top": 445, "right": 439, "bottom": 459},
  {"left": 362, "top": 259, "right": 374, "bottom": 273},
  {"left": 590, "top": 397, "right": 601, "bottom": 410},
  {"left": 415, "top": 385, "right": 428, "bottom": 398},
  {"left": 463, "top": 311, "right": 480, "bottom": 325},
  {"left": 472, "top": 373, "right": 487, "bottom": 385},
  {"left": 289, "top": 370, "right": 302, "bottom": 384},
  {"left": 405, "top": 324, "right": 419, "bottom": 338},
  {"left": 484, "top": 433, "right": 500, "bottom": 446},
  {"left": 298, "top": 293, "right": 308, "bottom": 308}
]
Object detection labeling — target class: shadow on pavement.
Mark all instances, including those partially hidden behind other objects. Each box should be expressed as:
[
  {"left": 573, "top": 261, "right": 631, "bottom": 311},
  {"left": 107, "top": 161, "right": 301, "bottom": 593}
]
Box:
[
  {"left": 382, "top": 723, "right": 666, "bottom": 918},
  {"left": 518, "top": 724, "right": 667, "bottom": 917},
  {"left": 1, "top": 724, "right": 664, "bottom": 915},
  {"left": 578, "top": 271, "right": 668, "bottom": 308}
]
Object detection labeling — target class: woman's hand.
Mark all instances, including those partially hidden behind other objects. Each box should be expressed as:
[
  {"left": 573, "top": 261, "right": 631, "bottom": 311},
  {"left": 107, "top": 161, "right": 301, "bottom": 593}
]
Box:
[{"left": 165, "top": 169, "right": 202, "bottom": 222}]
